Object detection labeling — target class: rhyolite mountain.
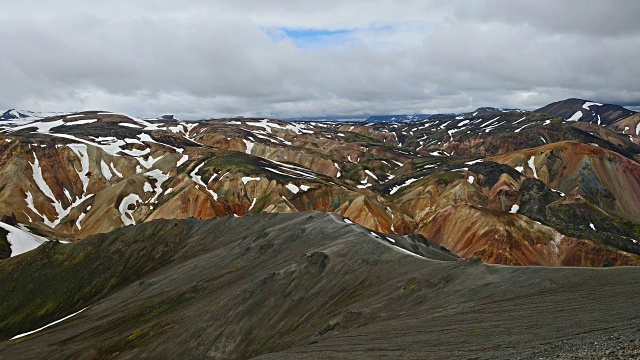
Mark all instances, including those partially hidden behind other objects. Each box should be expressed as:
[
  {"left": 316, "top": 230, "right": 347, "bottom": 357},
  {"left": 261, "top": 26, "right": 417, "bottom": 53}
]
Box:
[
  {"left": 1, "top": 213, "right": 640, "bottom": 359},
  {"left": 0, "top": 98, "right": 639, "bottom": 266}
]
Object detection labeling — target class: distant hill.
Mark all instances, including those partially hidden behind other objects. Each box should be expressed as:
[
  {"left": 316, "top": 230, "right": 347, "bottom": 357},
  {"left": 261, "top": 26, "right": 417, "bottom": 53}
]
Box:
[
  {"left": 534, "top": 98, "right": 636, "bottom": 125},
  {"left": 365, "top": 114, "right": 431, "bottom": 122},
  {"left": 0, "top": 109, "right": 36, "bottom": 121},
  {"left": 0, "top": 109, "right": 66, "bottom": 122}
]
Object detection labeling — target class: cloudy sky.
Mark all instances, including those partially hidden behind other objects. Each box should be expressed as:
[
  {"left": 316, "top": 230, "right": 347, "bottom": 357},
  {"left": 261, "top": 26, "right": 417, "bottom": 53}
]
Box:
[{"left": 2, "top": 0, "right": 640, "bottom": 119}]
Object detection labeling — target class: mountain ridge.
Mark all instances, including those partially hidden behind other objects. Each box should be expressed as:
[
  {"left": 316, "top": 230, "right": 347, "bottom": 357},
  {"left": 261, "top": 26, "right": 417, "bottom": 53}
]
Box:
[
  {"left": 534, "top": 97, "right": 636, "bottom": 125},
  {"left": 0, "top": 98, "right": 638, "bottom": 266},
  {"left": 1, "top": 212, "right": 639, "bottom": 359}
]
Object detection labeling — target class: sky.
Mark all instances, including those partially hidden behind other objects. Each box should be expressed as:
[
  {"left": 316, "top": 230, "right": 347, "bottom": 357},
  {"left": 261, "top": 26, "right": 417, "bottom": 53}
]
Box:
[{"left": 1, "top": 0, "right": 640, "bottom": 119}]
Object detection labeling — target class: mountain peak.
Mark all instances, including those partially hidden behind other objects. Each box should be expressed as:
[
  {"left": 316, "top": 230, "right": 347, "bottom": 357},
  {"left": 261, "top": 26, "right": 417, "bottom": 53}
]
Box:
[
  {"left": 534, "top": 98, "right": 635, "bottom": 125},
  {"left": 0, "top": 109, "right": 31, "bottom": 121}
]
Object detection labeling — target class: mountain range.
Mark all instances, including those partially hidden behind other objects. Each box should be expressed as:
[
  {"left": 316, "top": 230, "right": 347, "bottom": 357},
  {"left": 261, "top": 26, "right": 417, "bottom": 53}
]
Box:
[
  {"left": 1, "top": 97, "right": 640, "bottom": 358},
  {"left": 0, "top": 98, "right": 639, "bottom": 267}
]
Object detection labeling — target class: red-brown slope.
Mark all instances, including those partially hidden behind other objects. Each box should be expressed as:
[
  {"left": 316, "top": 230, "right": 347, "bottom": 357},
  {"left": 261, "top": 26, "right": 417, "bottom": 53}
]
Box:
[
  {"left": 416, "top": 204, "right": 639, "bottom": 266},
  {"left": 490, "top": 141, "right": 640, "bottom": 223}
]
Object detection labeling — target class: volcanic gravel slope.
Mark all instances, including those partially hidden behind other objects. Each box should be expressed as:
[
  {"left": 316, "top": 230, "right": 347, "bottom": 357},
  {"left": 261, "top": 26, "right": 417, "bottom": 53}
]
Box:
[{"left": 0, "top": 212, "right": 639, "bottom": 359}]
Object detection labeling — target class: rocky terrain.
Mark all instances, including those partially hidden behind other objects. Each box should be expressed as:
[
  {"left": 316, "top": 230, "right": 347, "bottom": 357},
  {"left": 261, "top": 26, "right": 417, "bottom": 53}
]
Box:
[
  {"left": 0, "top": 212, "right": 639, "bottom": 359},
  {"left": 2, "top": 97, "right": 640, "bottom": 358},
  {"left": 0, "top": 98, "right": 639, "bottom": 266}
]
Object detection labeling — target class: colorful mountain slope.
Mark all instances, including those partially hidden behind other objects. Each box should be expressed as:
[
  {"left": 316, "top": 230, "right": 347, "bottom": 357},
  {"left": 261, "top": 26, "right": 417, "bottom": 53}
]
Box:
[{"left": 0, "top": 99, "right": 639, "bottom": 266}]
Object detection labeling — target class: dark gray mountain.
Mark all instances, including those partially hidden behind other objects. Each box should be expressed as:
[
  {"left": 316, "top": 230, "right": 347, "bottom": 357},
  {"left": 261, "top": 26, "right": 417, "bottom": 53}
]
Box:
[
  {"left": 1, "top": 212, "right": 639, "bottom": 359},
  {"left": 0, "top": 109, "right": 32, "bottom": 121},
  {"left": 534, "top": 98, "right": 636, "bottom": 125}
]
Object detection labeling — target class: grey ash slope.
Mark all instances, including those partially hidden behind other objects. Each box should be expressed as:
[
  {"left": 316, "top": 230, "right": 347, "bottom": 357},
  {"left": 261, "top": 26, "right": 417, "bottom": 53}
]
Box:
[{"left": 1, "top": 212, "right": 640, "bottom": 359}]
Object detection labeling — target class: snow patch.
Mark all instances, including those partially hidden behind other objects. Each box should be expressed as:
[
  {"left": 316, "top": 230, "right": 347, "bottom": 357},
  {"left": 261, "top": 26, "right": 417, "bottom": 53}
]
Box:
[
  {"left": 357, "top": 176, "right": 372, "bottom": 189},
  {"left": 429, "top": 151, "right": 449, "bottom": 156},
  {"left": 190, "top": 162, "right": 218, "bottom": 200},
  {"left": 118, "top": 194, "right": 142, "bottom": 226},
  {"left": 583, "top": 101, "right": 602, "bottom": 110},
  {"left": 119, "top": 122, "right": 142, "bottom": 129},
  {"left": 110, "top": 163, "right": 123, "bottom": 178},
  {"left": 0, "top": 222, "right": 48, "bottom": 257},
  {"left": 512, "top": 116, "right": 527, "bottom": 125},
  {"left": 480, "top": 117, "right": 500, "bottom": 128},
  {"left": 243, "top": 139, "right": 254, "bottom": 154},
  {"left": 100, "top": 160, "right": 112, "bottom": 181},
  {"left": 65, "top": 119, "right": 97, "bottom": 126},
  {"left": 248, "top": 197, "right": 257, "bottom": 211},
  {"left": 527, "top": 156, "right": 538, "bottom": 179},
  {"left": 242, "top": 176, "right": 261, "bottom": 184},
  {"left": 30, "top": 152, "right": 57, "bottom": 202},
  {"left": 135, "top": 154, "right": 162, "bottom": 169},
  {"left": 245, "top": 119, "right": 278, "bottom": 133},
  {"left": 168, "top": 124, "right": 186, "bottom": 133},
  {"left": 285, "top": 183, "right": 299, "bottom": 194},
  {"left": 67, "top": 144, "right": 90, "bottom": 193},
  {"left": 389, "top": 178, "right": 419, "bottom": 195},
  {"left": 177, "top": 154, "right": 189, "bottom": 167},
  {"left": 568, "top": 111, "right": 582, "bottom": 121},
  {"left": 144, "top": 169, "right": 170, "bottom": 203},
  {"left": 28, "top": 152, "right": 93, "bottom": 228},
  {"left": 267, "top": 160, "right": 317, "bottom": 179},
  {"left": 514, "top": 123, "right": 530, "bottom": 133},
  {"left": 10, "top": 307, "right": 89, "bottom": 340},
  {"left": 75, "top": 211, "right": 86, "bottom": 230},
  {"left": 364, "top": 170, "right": 378, "bottom": 181}
]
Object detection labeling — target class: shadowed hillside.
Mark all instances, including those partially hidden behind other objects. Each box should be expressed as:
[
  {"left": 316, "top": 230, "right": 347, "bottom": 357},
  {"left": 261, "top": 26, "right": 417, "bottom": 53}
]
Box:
[{"left": 1, "top": 213, "right": 639, "bottom": 359}]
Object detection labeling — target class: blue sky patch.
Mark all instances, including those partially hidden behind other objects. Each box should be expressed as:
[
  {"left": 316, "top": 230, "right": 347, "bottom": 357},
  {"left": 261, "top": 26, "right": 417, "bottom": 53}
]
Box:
[{"left": 267, "top": 28, "right": 355, "bottom": 48}]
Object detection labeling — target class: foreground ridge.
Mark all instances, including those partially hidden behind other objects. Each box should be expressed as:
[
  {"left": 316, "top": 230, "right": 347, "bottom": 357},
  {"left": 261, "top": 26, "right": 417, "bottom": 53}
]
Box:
[{"left": 0, "top": 212, "right": 639, "bottom": 359}]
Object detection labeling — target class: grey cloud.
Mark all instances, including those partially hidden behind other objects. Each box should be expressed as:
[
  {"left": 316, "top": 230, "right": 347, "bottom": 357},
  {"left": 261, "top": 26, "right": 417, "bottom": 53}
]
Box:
[
  {"left": 457, "top": 0, "right": 640, "bottom": 37},
  {"left": 1, "top": 1, "right": 639, "bottom": 118}
]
